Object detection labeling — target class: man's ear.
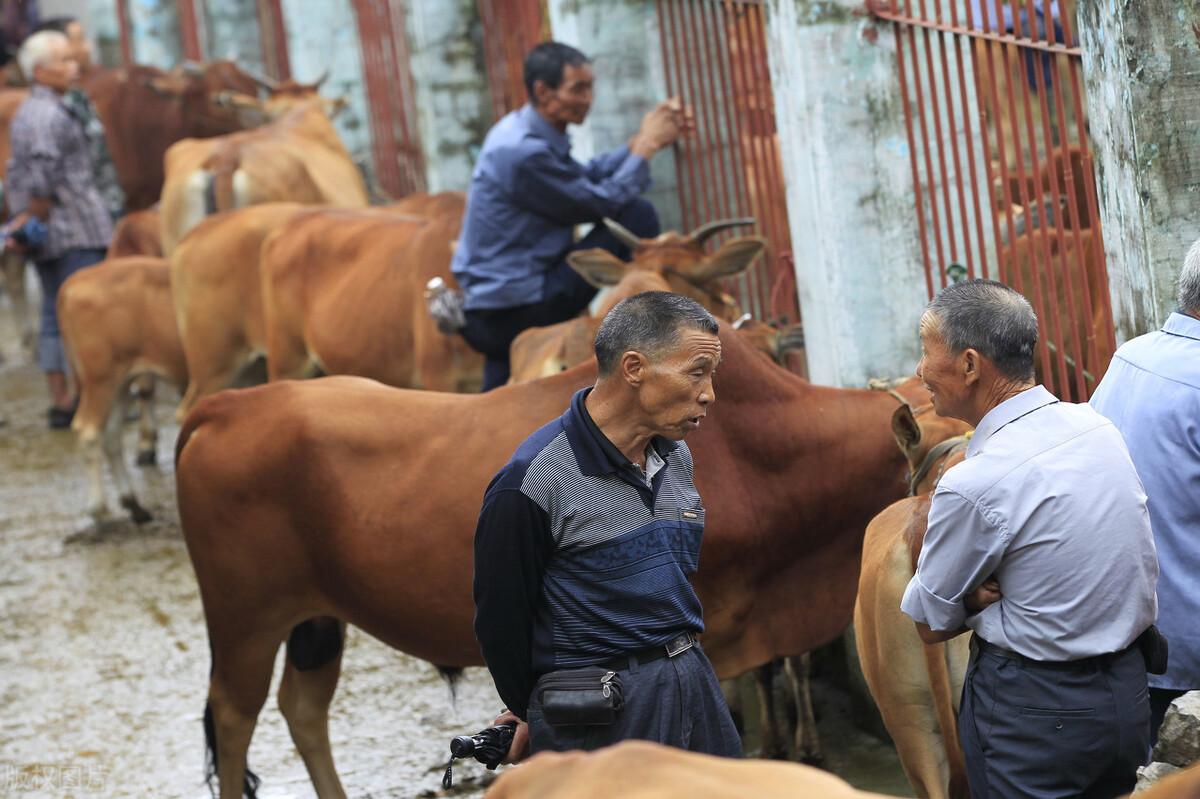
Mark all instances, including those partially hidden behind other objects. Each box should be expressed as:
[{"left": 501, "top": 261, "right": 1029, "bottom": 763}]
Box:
[
  {"left": 891, "top": 404, "right": 922, "bottom": 456},
  {"left": 619, "top": 350, "right": 647, "bottom": 386},
  {"left": 567, "top": 248, "right": 628, "bottom": 287},
  {"left": 962, "top": 349, "right": 981, "bottom": 386}
]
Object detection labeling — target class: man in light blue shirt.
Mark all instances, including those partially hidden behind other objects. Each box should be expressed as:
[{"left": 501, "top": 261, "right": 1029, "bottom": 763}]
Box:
[
  {"left": 1091, "top": 238, "right": 1200, "bottom": 741},
  {"left": 901, "top": 279, "right": 1158, "bottom": 798},
  {"left": 452, "top": 41, "right": 687, "bottom": 390}
]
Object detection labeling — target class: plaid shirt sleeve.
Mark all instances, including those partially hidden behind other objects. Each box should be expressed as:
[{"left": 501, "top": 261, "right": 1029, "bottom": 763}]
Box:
[{"left": 6, "top": 101, "right": 63, "bottom": 216}]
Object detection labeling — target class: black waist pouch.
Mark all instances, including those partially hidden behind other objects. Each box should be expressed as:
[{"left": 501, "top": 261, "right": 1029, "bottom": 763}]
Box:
[
  {"left": 536, "top": 667, "right": 624, "bottom": 726},
  {"left": 1136, "top": 625, "right": 1169, "bottom": 675}
]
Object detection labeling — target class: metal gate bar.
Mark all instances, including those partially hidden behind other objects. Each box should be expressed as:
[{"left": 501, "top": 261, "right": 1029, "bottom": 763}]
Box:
[
  {"left": 257, "top": 0, "right": 291, "bottom": 81},
  {"left": 478, "top": 0, "right": 546, "bottom": 121},
  {"left": 177, "top": 0, "right": 204, "bottom": 61},
  {"left": 868, "top": 0, "right": 1115, "bottom": 400},
  {"left": 655, "top": 0, "right": 800, "bottom": 327},
  {"left": 353, "top": 0, "right": 426, "bottom": 198}
]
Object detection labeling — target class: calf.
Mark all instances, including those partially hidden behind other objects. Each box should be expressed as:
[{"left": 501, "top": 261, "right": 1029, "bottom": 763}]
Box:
[{"left": 59, "top": 256, "right": 186, "bottom": 522}]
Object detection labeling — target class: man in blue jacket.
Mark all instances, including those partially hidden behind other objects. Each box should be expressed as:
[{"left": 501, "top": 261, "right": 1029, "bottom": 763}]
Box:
[{"left": 452, "top": 41, "right": 688, "bottom": 390}]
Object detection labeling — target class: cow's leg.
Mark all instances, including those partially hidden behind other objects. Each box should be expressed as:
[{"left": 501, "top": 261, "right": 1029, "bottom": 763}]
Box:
[
  {"left": 207, "top": 635, "right": 280, "bottom": 799},
  {"left": 101, "top": 388, "right": 151, "bottom": 523},
  {"left": 753, "top": 662, "right": 787, "bottom": 759},
  {"left": 2, "top": 251, "right": 34, "bottom": 356},
  {"left": 277, "top": 618, "right": 347, "bottom": 799},
  {"left": 784, "top": 654, "right": 823, "bottom": 764},
  {"left": 76, "top": 380, "right": 121, "bottom": 521},
  {"left": 131, "top": 375, "right": 158, "bottom": 466}
]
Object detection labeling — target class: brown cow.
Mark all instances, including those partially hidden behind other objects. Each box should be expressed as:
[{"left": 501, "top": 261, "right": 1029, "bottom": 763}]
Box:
[
  {"left": 160, "top": 86, "right": 366, "bottom": 255},
  {"left": 486, "top": 740, "right": 893, "bottom": 799},
  {"left": 175, "top": 325, "right": 940, "bottom": 798},
  {"left": 507, "top": 220, "right": 762, "bottom": 383},
  {"left": 170, "top": 202, "right": 310, "bottom": 420},
  {"left": 79, "top": 60, "right": 264, "bottom": 212},
  {"left": 854, "top": 402, "right": 972, "bottom": 799},
  {"left": 259, "top": 193, "right": 481, "bottom": 392},
  {"left": 58, "top": 256, "right": 185, "bottom": 522},
  {"left": 109, "top": 207, "right": 163, "bottom": 257}
]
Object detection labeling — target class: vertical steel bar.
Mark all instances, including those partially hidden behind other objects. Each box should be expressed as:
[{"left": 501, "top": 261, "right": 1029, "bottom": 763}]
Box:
[
  {"left": 667, "top": 0, "right": 704, "bottom": 233},
  {"left": 747, "top": 2, "right": 794, "bottom": 319},
  {"left": 903, "top": 0, "right": 947, "bottom": 294},
  {"left": 893, "top": 17, "right": 935, "bottom": 299},
  {"left": 933, "top": 0, "right": 978, "bottom": 279},
  {"left": 676, "top": 2, "right": 718, "bottom": 241},
  {"left": 961, "top": 0, "right": 1001, "bottom": 281},
  {"left": 685, "top": 1, "right": 727, "bottom": 244},
  {"left": 257, "top": 0, "right": 291, "bottom": 81},
  {"left": 731, "top": 2, "right": 773, "bottom": 318},
  {"left": 116, "top": 0, "right": 133, "bottom": 65},
  {"left": 177, "top": 0, "right": 204, "bottom": 61},
  {"left": 916, "top": 0, "right": 960, "bottom": 284}
]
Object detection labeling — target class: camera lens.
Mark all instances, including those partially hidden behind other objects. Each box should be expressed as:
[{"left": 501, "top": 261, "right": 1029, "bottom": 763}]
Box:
[{"left": 449, "top": 735, "right": 477, "bottom": 758}]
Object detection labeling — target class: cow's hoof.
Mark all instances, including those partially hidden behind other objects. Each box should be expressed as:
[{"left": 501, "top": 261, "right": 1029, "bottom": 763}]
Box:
[
  {"left": 135, "top": 449, "right": 157, "bottom": 467},
  {"left": 120, "top": 496, "right": 153, "bottom": 524}
]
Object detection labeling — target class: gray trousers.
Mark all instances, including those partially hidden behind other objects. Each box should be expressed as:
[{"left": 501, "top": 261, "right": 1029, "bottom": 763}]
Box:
[
  {"left": 960, "top": 639, "right": 1150, "bottom": 799},
  {"left": 528, "top": 643, "right": 742, "bottom": 757}
]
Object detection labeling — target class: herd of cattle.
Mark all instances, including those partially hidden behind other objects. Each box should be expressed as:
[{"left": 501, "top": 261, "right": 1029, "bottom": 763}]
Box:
[{"left": 0, "top": 59, "right": 1189, "bottom": 799}]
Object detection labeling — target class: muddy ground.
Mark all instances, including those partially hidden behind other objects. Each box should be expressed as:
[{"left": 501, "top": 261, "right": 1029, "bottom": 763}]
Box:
[{"left": 0, "top": 288, "right": 914, "bottom": 798}]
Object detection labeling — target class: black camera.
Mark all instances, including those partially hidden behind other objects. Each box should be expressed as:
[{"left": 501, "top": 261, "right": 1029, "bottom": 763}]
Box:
[{"left": 442, "top": 721, "right": 515, "bottom": 789}]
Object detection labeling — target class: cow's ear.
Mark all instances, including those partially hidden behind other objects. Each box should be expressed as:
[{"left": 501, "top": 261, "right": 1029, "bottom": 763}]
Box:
[
  {"left": 567, "top": 248, "right": 628, "bottom": 287},
  {"left": 689, "top": 236, "right": 766, "bottom": 283},
  {"left": 892, "top": 404, "right": 922, "bottom": 454}
]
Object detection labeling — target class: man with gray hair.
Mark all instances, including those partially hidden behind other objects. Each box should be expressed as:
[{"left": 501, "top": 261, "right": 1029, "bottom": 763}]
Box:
[
  {"left": 472, "top": 291, "right": 740, "bottom": 762},
  {"left": 1091, "top": 238, "right": 1200, "bottom": 742},
  {"left": 901, "top": 279, "right": 1158, "bottom": 797},
  {"left": 6, "top": 28, "right": 112, "bottom": 428}
]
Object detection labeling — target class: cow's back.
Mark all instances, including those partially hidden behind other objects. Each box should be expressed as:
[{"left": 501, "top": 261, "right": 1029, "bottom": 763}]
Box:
[{"left": 487, "top": 740, "right": 894, "bottom": 798}]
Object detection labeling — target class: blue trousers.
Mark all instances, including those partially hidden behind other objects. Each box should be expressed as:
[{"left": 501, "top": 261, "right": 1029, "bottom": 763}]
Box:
[
  {"left": 527, "top": 644, "right": 742, "bottom": 758},
  {"left": 35, "top": 248, "right": 106, "bottom": 373},
  {"left": 959, "top": 639, "right": 1150, "bottom": 799},
  {"left": 461, "top": 198, "right": 660, "bottom": 391}
]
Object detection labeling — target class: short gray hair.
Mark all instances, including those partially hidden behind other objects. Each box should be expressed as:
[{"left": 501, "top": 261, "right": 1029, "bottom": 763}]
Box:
[
  {"left": 1179, "top": 237, "right": 1200, "bottom": 314},
  {"left": 925, "top": 279, "right": 1038, "bottom": 381},
  {"left": 594, "top": 292, "right": 718, "bottom": 376},
  {"left": 18, "top": 30, "right": 68, "bottom": 82}
]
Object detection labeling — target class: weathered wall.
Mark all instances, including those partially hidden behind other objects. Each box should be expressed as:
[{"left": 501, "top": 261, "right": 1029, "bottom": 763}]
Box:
[
  {"left": 281, "top": 0, "right": 374, "bottom": 187},
  {"left": 547, "top": 0, "right": 683, "bottom": 234},
  {"left": 202, "top": 0, "right": 267, "bottom": 75},
  {"left": 1079, "top": 0, "right": 1200, "bottom": 341},
  {"left": 406, "top": 0, "right": 492, "bottom": 192},
  {"left": 766, "top": 0, "right": 927, "bottom": 387}
]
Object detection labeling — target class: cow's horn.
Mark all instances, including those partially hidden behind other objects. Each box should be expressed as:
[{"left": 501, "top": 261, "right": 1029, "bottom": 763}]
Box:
[
  {"left": 243, "top": 68, "right": 280, "bottom": 92},
  {"left": 602, "top": 217, "right": 643, "bottom": 251},
  {"left": 688, "top": 217, "right": 756, "bottom": 247},
  {"left": 313, "top": 68, "right": 331, "bottom": 90}
]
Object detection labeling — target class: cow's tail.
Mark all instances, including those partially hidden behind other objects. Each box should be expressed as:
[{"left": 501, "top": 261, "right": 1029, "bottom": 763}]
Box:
[
  {"left": 203, "top": 145, "right": 241, "bottom": 215},
  {"left": 922, "top": 642, "right": 970, "bottom": 799}
]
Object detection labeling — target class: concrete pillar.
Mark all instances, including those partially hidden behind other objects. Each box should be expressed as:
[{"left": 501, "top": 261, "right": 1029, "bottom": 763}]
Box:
[
  {"left": 405, "top": 0, "right": 493, "bottom": 192},
  {"left": 765, "top": 0, "right": 928, "bottom": 387},
  {"left": 1078, "top": 0, "right": 1200, "bottom": 341},
  {"left": 125, "top": 0, "right": 184, "bottom": 68},
  {"left": 546, "top": 0, "right": 683, "bottom": 233},
  {"left": 281, "top": 0, "right": 374, "bottom": 188}
]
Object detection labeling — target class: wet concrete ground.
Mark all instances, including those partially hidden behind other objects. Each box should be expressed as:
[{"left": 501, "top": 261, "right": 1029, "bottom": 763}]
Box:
[{"left": 0, "top": 291, "right": 913, "bottom": 798}]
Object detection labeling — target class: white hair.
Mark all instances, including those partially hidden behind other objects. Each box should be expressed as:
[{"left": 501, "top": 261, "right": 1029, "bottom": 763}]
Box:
[
  {"left": 1181, "top": 237, "right": 1200, "bottom": 314},
  {"left": 18, "top": 30, "right": 68, "bottom": 83}
]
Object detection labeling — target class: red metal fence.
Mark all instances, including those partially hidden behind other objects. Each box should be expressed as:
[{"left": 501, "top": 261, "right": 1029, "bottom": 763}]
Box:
[
  {"left": 352, "top": 0, "right": 427, "bottom": 197},
  {"left": 478, "top": 0, "right": 547, "bottom": 120},
  {"left": 868, "top": 0, "right": 1114, "bottom": 400},
  {"left": 655, "top": 0, "right": 799, "bottom": 328}
]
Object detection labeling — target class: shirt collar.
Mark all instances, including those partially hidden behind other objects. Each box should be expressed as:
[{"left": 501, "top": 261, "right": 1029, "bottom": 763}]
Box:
[
  {"left": 563, "top": 387, "right": 679, "bottom": 476},
  {"left": 518, "top": 103, "right": 571, "bottom": 157},
  {"left": 966, "top": 384, "right": 1059, "bottom": 457},
  {"left": 29, "top": 84, "right": 62, "bottom": 104},
  {"left": 1163, "top": 311, "right": 1200, "bottom": 342}
]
